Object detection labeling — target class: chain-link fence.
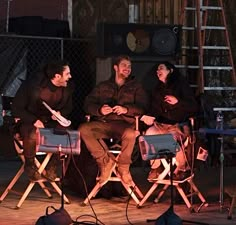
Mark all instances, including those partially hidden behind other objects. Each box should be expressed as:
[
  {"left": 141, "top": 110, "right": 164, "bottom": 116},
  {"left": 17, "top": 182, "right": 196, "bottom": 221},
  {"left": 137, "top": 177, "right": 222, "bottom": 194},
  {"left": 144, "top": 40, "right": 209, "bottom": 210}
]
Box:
[{"left": 0, "top": 34, "right": 97, "bottom": 128}]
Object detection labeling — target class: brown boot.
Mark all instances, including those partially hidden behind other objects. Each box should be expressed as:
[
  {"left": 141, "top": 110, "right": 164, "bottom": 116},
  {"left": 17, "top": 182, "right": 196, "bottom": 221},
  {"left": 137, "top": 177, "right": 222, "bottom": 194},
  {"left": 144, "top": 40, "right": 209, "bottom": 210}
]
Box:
[
  {"left": 24, "top": 158, "right": 42, "bottom": 181},
  {"left": 96, "top": 154, "right": 115, "bottom": 185},
  {"left": 117, "top": 164, "right": 133, "bottom": 186}
]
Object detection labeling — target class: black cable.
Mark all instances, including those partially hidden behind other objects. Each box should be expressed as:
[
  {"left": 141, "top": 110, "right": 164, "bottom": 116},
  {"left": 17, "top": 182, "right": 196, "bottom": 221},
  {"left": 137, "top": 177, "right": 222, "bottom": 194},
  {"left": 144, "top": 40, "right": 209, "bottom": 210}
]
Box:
[
  {"left": 65, "top": 131, "right": 104, "bottom": 225},
  {"left": 74, "top": 214, "right": 106, "bottom": 225}
]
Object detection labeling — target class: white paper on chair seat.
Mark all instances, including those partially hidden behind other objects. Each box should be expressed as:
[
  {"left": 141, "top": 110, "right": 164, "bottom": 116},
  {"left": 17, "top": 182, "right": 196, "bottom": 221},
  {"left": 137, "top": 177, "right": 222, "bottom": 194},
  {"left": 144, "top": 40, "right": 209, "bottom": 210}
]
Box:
[{"left": 138, "top": 134, "right": 179, "bottom": 161}]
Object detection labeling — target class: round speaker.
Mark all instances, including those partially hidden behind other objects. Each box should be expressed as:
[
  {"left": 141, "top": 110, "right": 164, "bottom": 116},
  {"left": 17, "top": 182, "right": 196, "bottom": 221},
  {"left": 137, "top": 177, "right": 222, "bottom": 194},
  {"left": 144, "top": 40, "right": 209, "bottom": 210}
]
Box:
[
  {"left": 112, "top": 33, "right": 124, "bottom": 47},
  {"left": 126, "top": 29, "right": 150, "bottom": 53},
  {"left": 151, "top": 28, "right": 178, "bottom": 55}
]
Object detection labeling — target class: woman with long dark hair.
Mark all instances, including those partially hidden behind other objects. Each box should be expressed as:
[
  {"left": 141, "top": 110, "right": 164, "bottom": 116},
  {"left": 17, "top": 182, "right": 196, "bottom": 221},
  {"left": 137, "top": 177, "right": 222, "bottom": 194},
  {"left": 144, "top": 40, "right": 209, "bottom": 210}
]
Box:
[{"left": 142, "top": 61, "right": 198, "bottom": 181}]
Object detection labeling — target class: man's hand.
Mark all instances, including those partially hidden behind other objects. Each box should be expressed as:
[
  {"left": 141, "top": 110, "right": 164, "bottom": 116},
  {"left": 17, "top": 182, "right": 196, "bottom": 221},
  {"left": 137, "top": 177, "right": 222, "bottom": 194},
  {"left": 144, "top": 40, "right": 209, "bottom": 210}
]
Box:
[
  {"left": 34, "top": 120, "right": 45, "bottom": 128},
  {"left": 51, "top": 111, "right": 61, "bottom": 121},
  {"left": 164, "top": 95, "right": 178, "bottom": 105},
  {"left": 112, "top": 105, "right": 128, "bottom": 115},
  {"left": 100, "top": 104, "right": 113, "bottom": 115}
]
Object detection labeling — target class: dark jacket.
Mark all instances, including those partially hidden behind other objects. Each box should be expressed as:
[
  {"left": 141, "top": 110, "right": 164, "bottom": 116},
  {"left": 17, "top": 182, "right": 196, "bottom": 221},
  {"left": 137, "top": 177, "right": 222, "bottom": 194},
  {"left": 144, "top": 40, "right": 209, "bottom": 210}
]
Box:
[
  {"left": 84, "top": 76, "right": 149, "bottom": 125},
  {"left": 12, "top": 75, "right": 73, "bottom": 124},
  {"left": 149, "top": 74, "right": 198, "bottom": 125}
]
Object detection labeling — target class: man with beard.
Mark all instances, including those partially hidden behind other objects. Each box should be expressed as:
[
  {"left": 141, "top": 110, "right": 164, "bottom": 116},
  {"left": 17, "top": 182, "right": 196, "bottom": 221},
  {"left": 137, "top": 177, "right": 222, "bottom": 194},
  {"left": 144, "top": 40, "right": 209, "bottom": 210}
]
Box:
[
  {"left": 79, "top": 55, "right": 148, "bottom": 186},
  {"left": 12, "top": 60, "right": 73, "bottom": 181}
]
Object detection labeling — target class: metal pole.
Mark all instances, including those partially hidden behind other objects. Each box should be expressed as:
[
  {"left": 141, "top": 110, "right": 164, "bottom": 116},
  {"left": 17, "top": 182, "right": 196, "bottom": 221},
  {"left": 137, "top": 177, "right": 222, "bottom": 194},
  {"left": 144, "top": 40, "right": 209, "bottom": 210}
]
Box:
[
  {"left": 6, "top": 0, "right": 12, "bottom": 33},
  {"left": 60, "top": 39, "right": 64, "bottom": 60},
  {"left": 219, "top": 134, "right": 224, "bottom": 211}
]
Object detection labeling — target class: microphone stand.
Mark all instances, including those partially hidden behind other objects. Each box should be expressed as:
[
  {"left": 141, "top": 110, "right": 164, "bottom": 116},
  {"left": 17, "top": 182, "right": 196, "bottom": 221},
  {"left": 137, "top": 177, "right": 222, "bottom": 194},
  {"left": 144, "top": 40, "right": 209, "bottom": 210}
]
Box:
[
  {"left": 146, "top": 147, "right": 209, "bottom": 225},
  {"left": 59, "top": 144, "right": 66, "bottom": 209}
]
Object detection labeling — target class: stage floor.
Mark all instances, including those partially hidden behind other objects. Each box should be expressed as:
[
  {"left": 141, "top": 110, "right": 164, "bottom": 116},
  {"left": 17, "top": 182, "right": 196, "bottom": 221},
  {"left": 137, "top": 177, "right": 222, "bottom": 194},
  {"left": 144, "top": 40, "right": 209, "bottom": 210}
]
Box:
[{"left": 0, "top": 158, "right": 236, "bottom": 225}]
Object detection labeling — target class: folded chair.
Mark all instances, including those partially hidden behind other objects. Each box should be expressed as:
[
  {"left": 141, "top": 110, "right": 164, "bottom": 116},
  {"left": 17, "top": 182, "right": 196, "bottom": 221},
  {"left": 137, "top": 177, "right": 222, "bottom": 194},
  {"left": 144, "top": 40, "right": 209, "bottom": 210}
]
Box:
[
  {"left": 0, "top": 96, "right": 78, "bottom": 208},
  {"left": 137, "top": 119, "right": 208, "bottom": 212},
  {"left": 82, "top": 116, "right": 144, "bottom": 205},
  {"left": 0, "top": 129, "right": 74, "bottom": 209}
]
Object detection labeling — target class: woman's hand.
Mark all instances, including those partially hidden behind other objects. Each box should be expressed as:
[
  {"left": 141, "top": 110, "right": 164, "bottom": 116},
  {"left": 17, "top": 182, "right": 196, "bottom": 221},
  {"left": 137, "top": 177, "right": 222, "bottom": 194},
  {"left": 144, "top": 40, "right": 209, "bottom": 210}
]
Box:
[
  {"left": 164, "top": 95, "right": 178, "bottom": 105},
  {"left": 140, "top": 115, "right": 155, "bottom": 126}
]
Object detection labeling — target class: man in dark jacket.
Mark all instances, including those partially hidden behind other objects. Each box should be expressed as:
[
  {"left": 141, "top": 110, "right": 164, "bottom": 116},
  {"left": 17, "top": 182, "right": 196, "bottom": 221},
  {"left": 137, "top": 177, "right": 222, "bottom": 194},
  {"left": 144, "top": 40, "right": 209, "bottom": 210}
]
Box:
[
  {"left": 79, "top": 55, "right": 148, "bottom": 186},
  {"left": 12, "top": 60, "right": 73, "bottom": 181},
  {"left": 141, "top": 61, "right": 199, "bottom": 181}
]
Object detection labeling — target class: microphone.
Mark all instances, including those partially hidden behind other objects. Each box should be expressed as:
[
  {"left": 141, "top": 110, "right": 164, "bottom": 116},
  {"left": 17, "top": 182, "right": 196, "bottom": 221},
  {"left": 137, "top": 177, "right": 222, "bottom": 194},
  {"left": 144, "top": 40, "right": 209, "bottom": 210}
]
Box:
[{"left": 42, "top": 101, "right": 71, "bottom": 127}]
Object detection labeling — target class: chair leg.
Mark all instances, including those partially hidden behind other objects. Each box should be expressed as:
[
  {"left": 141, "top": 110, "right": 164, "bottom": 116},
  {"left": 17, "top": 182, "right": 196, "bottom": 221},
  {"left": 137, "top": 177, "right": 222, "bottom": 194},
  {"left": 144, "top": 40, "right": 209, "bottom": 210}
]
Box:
[
  {"left": 82, "top": 182, "right": 102, "bottom": 206},
  {"left": 175, "top": 185, "right": 193, "bottom": 210},
  {"left": 49, "top": 181, "right": 70, "bottom": 204},
  {"left": 187, "top": 180, "right": 208, "bottom": 206},
  {"left": 0, "top": 165, "right": 24, "bottom": 202},
  {"left": 16, "top": 182, "right": 36, "bottom": 209},
  {"left": 228, "top": 197, "right": 235, "bottom": 220},
  {"left": 120, "top": 180, "right": 142, "bottom": 205},
  {"left": 37, "top": 181, "right": 53, "bottom": 197},
  {"left": 137, "top": 183, "right": 160, "bottom": 208},
  {"left": 153, "top": 184, "right": 169, "bottom": 204}
]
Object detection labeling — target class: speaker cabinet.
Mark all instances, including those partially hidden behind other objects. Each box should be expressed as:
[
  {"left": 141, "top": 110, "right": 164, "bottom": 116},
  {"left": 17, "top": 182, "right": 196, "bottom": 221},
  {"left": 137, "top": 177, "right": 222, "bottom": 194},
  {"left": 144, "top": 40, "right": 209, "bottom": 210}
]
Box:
[
  {"left": 97, "top": 23, "right": 182, "bottom": 57},
  {"left": 9, "top": 16, "right": 70, "bottom": 37}
]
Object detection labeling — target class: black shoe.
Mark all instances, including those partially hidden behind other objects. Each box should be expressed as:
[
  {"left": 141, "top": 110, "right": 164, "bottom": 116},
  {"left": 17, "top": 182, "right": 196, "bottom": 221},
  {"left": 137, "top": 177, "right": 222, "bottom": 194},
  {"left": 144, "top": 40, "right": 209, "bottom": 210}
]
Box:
[
  {"left": 173, "top": 170, "right": 192, "bottom": 181},
  {"left": 24, "top": 164, "right": 42, "bottom": 181},
  {"left": 45, "top": 166, "right": 57, "bottom": 181}
]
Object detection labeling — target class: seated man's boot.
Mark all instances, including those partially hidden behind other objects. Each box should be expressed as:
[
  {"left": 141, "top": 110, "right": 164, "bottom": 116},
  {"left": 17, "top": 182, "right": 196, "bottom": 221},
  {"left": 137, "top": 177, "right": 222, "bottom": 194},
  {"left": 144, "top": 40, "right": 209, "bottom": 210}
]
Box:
[
  {"left": 24, "top": 158, "right": 42, "bottom": 181},
  {"left": 45, "top": 155, "right": 58, "bottom": 181},
  {"left": 96, "top": 154, "right": 116, "bottom": 185},
  {"left": 117, "top": 164, "right": 133, "bottom": 186}
]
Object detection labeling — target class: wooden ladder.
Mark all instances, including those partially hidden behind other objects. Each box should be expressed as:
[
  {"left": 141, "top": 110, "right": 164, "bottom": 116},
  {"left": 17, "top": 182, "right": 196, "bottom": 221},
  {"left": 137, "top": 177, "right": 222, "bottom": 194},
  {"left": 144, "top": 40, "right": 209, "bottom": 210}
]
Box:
[{"left": 179, "top": 0, "right": 236, "bottom": 96}]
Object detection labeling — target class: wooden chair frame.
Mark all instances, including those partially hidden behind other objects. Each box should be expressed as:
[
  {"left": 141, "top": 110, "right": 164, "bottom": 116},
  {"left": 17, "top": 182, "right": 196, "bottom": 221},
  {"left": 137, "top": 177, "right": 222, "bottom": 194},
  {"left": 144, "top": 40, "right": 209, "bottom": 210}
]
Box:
[
  {"left": 137, "top": 157, "right": 208, "bottom": 212},
  {"left": 0, "top": 137, "right": 70, "bottom": 209},
  {"left": 82, "top": 116, "right": 144, "bottom": 205}
]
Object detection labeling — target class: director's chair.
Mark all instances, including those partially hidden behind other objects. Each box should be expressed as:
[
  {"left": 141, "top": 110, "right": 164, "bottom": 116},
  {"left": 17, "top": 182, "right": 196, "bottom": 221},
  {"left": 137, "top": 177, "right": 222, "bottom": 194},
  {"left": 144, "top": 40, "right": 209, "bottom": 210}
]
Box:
[
  {"left": 0, "top": 127, "right": 80, "bottom": 209},
  {"left": 82, "top": 116, "right": 144, "bottom": 205},
  {"left": 137, "top": 133, "right": 208, "bottom": 212}
]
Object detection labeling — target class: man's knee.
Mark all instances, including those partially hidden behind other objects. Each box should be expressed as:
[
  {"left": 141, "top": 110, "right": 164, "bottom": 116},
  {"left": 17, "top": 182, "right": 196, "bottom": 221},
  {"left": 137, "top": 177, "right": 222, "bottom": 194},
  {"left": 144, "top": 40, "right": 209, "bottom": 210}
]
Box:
[
  {"left": 145, "top": 125, "right": 158, "bottom": 135},
  {"left": 123, "top": 128, "right": 136, "bottom": 140},
  {"left": 78, "top": 122, "right": 90, "bottom": 135}
]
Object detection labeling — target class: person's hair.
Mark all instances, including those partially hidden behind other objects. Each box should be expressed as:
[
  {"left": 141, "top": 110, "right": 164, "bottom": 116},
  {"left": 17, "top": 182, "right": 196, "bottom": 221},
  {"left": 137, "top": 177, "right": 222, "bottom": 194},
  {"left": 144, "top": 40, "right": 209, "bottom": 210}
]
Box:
[
  {"left": 113, "top": 55, "right": 131, "bottom": 66},
  {"left": 157, "top": 61, "right": 176, "bottom": 72},
  {"left": 44, "top": 60, "right": 69, "bottom": 79},
  {"left": 156, "top": 61, "right": 181, "bottom": 85}
]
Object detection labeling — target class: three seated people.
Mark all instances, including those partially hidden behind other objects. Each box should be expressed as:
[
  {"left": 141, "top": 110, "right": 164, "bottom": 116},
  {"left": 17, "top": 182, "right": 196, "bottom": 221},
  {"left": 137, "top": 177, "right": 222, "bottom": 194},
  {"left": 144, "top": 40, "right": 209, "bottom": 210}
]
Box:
[{"left": 12, "top": 56, "right": 199, "bottom": 187}]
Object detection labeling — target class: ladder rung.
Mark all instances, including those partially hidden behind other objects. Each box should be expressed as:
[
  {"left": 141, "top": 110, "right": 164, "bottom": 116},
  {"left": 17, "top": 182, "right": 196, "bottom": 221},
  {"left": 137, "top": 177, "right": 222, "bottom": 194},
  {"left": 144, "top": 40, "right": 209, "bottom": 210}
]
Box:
[
  {"left": 183, "top": 26, "right": 226, "bottom": 31},
  {"left": 203, "top": 66, "right": 232, "bottom": 70},
  {"left": 176, "top": 65, "right": 233, "bottom": 70},
  {"left": 184, "top": 7, "right": 196, "bottom": 11},
  {"left": 182, "top": 26, "right": 196, "bottom": 30},
  {"left": 185, "top": 6, "right": 222, "bottom": 11},
  {"left": 204, "top": 87, "right": 236, "bottom": 91},
  {"left": 213, "top": 107, "right": 236, "bottom": 112},
  {"left": 201, "top": 6, "right": 222, "bottom": 10},
  {"left": 190, "top": 86, "right": 236, "bottom": 91},
  {"left": 202, "top": 26, "right": 225, "bottom": 30},
  {"left": 190, "top": 85, "right": 236, "bottom": 91},
  {"left": 182, "top": 46, "right": 229, "bottom": 50}
]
